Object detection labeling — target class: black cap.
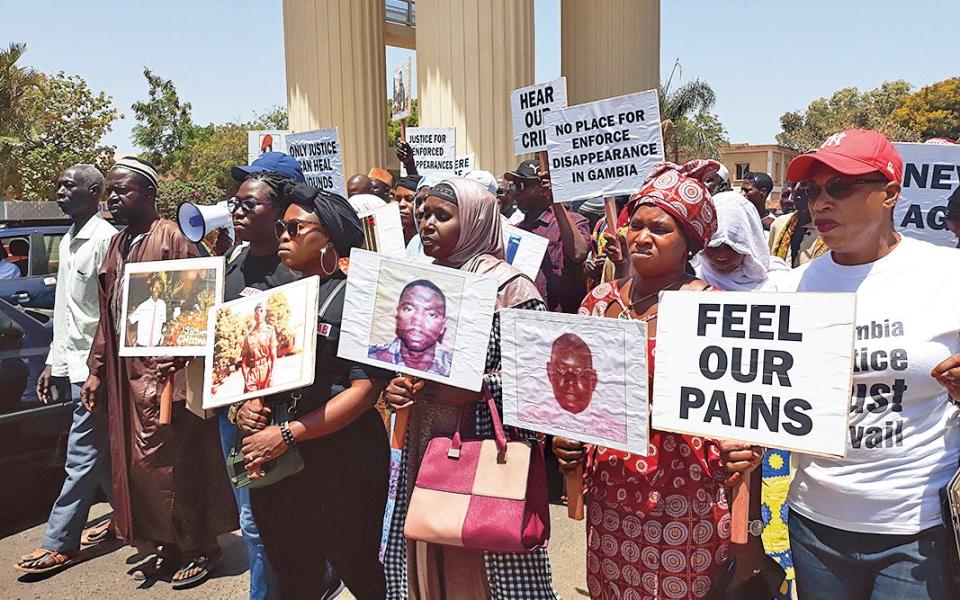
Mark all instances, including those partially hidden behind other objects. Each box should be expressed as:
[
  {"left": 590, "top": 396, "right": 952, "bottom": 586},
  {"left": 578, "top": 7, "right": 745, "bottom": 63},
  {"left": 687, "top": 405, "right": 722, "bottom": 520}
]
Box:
[
  {"left": 947, "top": 186, "right": 960, "bottom": 221},
  {"left": 744, "top": 172, "right": 774, "bottom": 194},
  {"left": 504, "top": 159, "right": 542, "bottom": 183}
]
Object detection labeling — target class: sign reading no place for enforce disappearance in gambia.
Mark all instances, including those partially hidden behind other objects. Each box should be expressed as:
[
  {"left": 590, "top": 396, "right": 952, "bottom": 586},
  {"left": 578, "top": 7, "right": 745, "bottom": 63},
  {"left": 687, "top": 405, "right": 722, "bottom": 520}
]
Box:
[
  {"left": 651, "top": 291, "right": 856, "bottom": 458},
  {"left": 893, "top": 142, "right": 960, "bottom": 248},
  {"left": 511, "top": 77, "right": 567, "bottom": 155},
  {"left": 405, "top": 127, "right": 456, "bottom": 174},
  {"left": 544, "top": 89, "right": 663, "bottom": 203},
  {"left": 286, "top": 128, "right": 347, "bottom": 198}
]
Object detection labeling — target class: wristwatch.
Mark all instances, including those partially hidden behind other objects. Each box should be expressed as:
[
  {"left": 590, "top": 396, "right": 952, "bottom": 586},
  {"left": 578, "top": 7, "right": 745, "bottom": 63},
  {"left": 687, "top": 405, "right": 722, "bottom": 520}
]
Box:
[{"left": 749, "top": 519, "right": 764, "bottom": 537}]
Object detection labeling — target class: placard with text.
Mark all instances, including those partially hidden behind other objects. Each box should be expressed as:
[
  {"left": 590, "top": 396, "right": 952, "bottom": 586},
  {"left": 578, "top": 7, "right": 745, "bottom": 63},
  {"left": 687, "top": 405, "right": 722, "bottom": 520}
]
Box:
[
  {"left": 894, "top": 142, "right": 960, "bottom": 248},
  {"left": 286, "top": 128, "right": 347, "bottom": 198},
  {"left": 404, "top": 126, "right": 456, "bottom": 174},
  {"left": 651, "top": 291, "right": 856, "bottom": 458},
  {"left": 511, "top": 77, "right": 567, "bottom": 155}
]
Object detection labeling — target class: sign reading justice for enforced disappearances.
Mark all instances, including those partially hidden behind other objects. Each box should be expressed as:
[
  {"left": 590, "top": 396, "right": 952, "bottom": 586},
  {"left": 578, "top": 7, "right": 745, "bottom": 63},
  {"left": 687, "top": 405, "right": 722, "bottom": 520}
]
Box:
[
  {"left": 893, "top": 142, "right": 960, "bottom": 248},
  {"left": 406, "top": 127, "right": 456, "bottom": 174},
  {"left": 651, "top": 291, "right": 856, "bottom": 458},
  {"left": 545, "top": 90, "right": 663, "bottom": 203},
  {"left": 286, "top": 128, "right": 347, "bottom": 198},
  {"left": 511, "top": 77, "right": 567, "bottom": 155}
]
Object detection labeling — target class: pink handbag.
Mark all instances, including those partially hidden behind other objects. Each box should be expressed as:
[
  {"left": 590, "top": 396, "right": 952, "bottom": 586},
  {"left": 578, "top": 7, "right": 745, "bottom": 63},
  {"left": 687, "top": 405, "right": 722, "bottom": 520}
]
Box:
[{"left": 403, "top": 385, "right": 551, "bottom": 553}]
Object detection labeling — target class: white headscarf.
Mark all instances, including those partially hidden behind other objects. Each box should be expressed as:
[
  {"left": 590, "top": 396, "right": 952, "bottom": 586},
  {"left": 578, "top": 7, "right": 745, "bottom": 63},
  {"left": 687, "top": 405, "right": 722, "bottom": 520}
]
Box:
[{"left": 697, "top": 191, "right": 788, "bottom": 291}]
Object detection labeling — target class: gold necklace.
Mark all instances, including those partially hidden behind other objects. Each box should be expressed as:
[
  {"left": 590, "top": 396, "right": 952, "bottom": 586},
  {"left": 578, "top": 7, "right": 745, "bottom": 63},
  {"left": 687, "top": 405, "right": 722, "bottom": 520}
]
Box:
[{"left": 619, "top": 274, "right": 686, "bottom": 320}]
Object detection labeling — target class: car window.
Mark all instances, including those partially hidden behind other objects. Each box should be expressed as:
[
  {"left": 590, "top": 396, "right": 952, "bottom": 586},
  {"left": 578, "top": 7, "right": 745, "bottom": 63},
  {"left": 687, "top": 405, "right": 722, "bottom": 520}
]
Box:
[{"left": 30, "top": 232, "right": 63, "bottom": 277}]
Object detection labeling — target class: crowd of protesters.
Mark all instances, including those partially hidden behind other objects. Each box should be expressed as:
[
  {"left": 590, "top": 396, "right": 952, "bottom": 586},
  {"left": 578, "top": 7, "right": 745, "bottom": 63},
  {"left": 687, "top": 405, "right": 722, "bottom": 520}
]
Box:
[{"left": 11, "top": 125, "right": 960, "bottom": 600}]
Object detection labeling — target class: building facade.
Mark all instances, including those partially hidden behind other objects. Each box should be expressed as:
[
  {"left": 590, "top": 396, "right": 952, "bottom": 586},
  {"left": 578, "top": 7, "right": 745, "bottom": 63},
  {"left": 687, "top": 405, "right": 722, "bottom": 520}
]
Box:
[{"left": 719, "top": 143, "right": 799, "bottom": 209}]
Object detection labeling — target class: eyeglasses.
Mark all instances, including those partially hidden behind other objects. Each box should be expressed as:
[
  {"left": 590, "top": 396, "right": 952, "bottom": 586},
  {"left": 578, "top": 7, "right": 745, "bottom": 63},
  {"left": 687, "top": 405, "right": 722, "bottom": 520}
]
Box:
[
  {"left": 794, "top": 177, "right": 888, "bottom": 203},
  {"left": 276, "top": 218, "right": 323, "bottom": 239},
  {"left": 547, "top": 364, "right": 595, "bottom": 379},
  {"left": 228, "top": 197, "right": 272, "bottom": 213}
]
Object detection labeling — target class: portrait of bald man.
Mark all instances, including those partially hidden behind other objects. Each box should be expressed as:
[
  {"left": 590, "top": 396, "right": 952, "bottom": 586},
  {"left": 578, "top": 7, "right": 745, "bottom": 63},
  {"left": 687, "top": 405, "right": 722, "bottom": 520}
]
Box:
[{"left": 547, "top": 333, "right": 598, "bottom": 414}]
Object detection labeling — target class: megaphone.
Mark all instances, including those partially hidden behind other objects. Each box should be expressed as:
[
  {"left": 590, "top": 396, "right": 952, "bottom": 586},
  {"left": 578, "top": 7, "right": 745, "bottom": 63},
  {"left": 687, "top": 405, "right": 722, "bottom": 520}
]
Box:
[{"left": 177, "top": 201, "right": 235, "bottom": 244}]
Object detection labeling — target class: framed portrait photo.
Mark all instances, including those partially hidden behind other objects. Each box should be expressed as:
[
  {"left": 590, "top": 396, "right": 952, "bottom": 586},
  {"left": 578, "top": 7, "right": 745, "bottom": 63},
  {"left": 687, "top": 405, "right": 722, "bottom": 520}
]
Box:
[
  {"left": 202, "top": 276, "right": 321, "bottom": 410},
  {"left": 500, "top": 309, "right": 650, "bottom": 455},
  {"left": 338, "top": 249, "right": 499, "bottom": 391},
  {"left": 118, "top": 257, "right": 225, "bottom": 357}
]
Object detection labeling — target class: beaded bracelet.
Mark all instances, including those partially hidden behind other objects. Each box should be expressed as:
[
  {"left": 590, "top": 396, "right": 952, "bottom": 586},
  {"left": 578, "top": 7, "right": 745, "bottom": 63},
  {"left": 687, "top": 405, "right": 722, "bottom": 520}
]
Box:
[{"left": 279, "top": 421, "right": 296, "bottom": 448}]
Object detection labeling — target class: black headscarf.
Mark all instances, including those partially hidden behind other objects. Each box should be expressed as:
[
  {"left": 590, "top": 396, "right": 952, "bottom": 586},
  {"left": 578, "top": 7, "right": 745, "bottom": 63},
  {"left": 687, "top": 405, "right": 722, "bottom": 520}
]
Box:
[
  {"left": 284, "top": 183, "right": 363, "bottom": 257},
  {"left": 397, "top": 175, "right": 420, "bottom": 192}
]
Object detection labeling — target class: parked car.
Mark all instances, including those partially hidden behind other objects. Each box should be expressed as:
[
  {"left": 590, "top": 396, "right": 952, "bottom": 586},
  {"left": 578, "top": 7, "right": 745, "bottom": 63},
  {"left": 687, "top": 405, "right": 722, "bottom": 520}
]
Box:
[
  {"left": 0, "top": 223, "right": 72, "bottom": 314},
  {"left": 0, "top": 298, "right": 72, "bottom": 533}
]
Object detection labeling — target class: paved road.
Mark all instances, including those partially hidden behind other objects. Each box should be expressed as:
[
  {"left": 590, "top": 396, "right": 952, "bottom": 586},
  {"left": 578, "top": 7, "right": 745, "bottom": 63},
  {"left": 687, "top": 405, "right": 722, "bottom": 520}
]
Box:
[{"left": 1, "top": 503, "right": 589, "bottom": 599}]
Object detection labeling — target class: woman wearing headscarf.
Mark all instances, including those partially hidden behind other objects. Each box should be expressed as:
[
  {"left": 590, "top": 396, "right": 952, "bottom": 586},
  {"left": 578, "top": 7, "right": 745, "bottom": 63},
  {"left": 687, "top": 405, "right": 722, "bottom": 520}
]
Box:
[
  {"left": 725, "top": 130, "right": 960, "bottom": 599},
  {"left": 237, "top": 184, "right": 389, "bottom": 599},
  {"left": 697, "top": 190, "right": 789, "bottom": 291},
  {"left": 553, "top": 164, "right": 763, "bottom": 599},
  {"left": 383, "top": 177, "right": 559, "bottom": 599}
]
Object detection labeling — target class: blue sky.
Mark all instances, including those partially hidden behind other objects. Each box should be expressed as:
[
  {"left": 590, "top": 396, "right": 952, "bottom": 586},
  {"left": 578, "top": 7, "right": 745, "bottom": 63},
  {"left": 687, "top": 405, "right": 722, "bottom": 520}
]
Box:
[{"left": 3, "top": 0, "right": 956, "bottom": 156}]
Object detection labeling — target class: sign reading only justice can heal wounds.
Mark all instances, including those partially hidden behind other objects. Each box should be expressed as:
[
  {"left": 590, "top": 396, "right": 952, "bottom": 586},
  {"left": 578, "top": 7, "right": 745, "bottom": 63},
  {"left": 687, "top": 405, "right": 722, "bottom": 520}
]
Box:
[
  {"left": 544, "top": 90, "right": 663, "bottom": 203},
  {"left": 651, "top": 291, "right": 856, "bottom": 458},
  {"left": 894, "top": 142, "right": 960, "bottom": 248},
  {"left": 286, "top": 128, "right": 347, "bottom": 198},
  {"left": 511, "top": 77, "right": 567, "bottom": 154}
]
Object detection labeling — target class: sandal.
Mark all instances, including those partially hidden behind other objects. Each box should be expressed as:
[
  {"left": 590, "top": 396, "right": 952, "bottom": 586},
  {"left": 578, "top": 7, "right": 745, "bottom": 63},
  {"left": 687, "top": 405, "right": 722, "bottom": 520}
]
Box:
[
  {"left": 14, "top": 548, "right": 77, "bottom": 574},
  {"left": 81, "top": 520, "right": 115, "bottom": 546},
  {"left": 131, "top": 554, "right": 175, "bottom": 582},
  {"left": 171, "top": 552, "right": 220, "bottom": 590}
]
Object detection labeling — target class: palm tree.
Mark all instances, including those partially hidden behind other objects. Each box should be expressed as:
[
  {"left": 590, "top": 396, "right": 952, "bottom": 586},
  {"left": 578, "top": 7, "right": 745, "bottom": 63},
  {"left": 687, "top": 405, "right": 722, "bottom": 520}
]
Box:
[
  {"left": 0, "top": 43, "right": 45, "bottom": 195},
  {"left": 658, "top": 60, "right": 719, "bottom": 162}
]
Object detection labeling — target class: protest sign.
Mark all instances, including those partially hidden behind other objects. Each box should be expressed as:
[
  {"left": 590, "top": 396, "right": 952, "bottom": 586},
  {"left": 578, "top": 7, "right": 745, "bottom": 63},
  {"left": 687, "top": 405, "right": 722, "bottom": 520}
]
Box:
[
  {"left": 894, "top": 142, "right": 960, "bottom": 247},
  {"left": 501, "top": 309, "right": 649, "bottom": 454},
  {"left": 391, "top": 56, "right": 413, "bottom": 122},
  {"left": 544, "top": 90, "right": 663, "bottom": 203},
  {"left": 359, "top": 202, "right": 406, "bottom": 258},
  {"left": 286, "top": 128, "right": 347, "bottom": 197},
  {"left": 453, "top": 153, "right": 475, "bottom": 176},
  {"left": 404, "top": 127, "right": 456, "bottom": 174},
  {"left": 119, "top": 257, "right": 224, "bottom": 357},
  {"left": 247, "top": 130, "right": 290, "bottom": 164},
  {"left": 338, "top": 249, "right": 498, "bottom": 391},
  {"left": 651, "top": 291, "right": 856, "bottom": 458},
  {"left": 202, "top": 276, "right": 320, "bottom": 409},
  {"left": 502, "top": 223, "right": 548, "bottom": 281},
  {"left": 511, "top": 77, "right": 567, "bottom": 155}
]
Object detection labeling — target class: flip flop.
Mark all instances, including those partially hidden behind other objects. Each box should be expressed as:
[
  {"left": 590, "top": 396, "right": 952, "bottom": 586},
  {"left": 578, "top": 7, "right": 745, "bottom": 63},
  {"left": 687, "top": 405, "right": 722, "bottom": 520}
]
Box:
[
  {"left": 171, "top": 553, "right": 220, "bottom": 590},
  {"left": 14, "top": 548, "right": 77, "bottom": 574},
  {"left": 81, "top": 521, "right": 115, "bottom": 546},
  {"left": 131, "top": 554, "right": 175, "bottom": 582}
]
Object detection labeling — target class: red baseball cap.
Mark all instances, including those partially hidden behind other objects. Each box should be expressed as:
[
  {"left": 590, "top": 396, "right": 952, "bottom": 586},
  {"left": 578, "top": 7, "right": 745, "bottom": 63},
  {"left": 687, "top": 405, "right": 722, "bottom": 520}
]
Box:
[{"left": 786, "top": 129, "right": 903, "bottom": 184}]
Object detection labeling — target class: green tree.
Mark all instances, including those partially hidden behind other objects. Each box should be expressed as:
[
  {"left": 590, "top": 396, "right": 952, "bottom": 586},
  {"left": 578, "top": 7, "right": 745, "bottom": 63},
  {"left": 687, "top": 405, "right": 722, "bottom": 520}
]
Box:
[
  {"left": 891, "top": 77, "right": 960, "bottom": 142},
  {"left": 156, "top": 178, "right": 224, "bottom": 220},
  {"left": 386, "top": 98, "right": 419, "bottom": 147},
  {"left": 658, "top": 78, "right": 718, "bottom": 163},
  {"left": 671, "top": 113, "right": 729, "bottom": 163},
  {"left": 0, "top": 43, "right": 45, "bottom": 196},
  {"left": 11, "top": 73, "right": 118, "bottom": 200},
  {"left": 131, "top": 68, "right": 195, "bottom": 172},
  {"left": 777, "top": 81, "right": 920, "bottom": 150}
]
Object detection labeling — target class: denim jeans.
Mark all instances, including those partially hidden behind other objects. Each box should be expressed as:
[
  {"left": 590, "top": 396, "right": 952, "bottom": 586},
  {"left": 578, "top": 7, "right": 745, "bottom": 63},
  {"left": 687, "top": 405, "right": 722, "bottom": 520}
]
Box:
[
  {"left": 789, "top": 508, "right": 956, "bottom": 600},
  {"left": 41, "top": 380, "right": 112, "bottom": 553},
  {"left": 218, "top": 410, "right": 278, "bottom": 600}
]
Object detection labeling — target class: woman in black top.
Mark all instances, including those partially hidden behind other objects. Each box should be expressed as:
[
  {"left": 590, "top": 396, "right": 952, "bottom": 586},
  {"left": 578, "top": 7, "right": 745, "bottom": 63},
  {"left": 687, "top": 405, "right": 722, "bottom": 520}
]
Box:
[{"left": 238, "top": 183, "right": 389, "bottom": 599}]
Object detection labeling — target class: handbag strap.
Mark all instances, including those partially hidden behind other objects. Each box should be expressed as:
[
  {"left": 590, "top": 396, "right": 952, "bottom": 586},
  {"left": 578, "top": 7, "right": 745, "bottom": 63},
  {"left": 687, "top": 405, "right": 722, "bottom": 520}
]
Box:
[
  {"left": 319, "top": 279, "right": 347, "bottom": 319},
  {"left": 449, "top": 381, "right": 507, "bottom": 457}
]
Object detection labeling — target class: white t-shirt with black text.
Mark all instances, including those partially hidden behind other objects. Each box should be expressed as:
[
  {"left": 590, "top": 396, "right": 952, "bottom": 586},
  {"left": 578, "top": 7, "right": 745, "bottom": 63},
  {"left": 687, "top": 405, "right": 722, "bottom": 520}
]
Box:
[{"left": 784, "top": 236, "right": 960, "bottom": 534}]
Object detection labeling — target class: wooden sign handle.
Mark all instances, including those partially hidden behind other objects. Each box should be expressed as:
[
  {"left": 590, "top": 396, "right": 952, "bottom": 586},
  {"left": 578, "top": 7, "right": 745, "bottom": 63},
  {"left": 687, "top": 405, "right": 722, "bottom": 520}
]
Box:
[
  {"left": 159, "top": 377, "right": 174, "bottom": 425},
  {"left": 537, "top": 150, "right": 549, "bottom": 175},
  {"left": 400, "top": 119, "right": 407, "bottom": 143},
  {"left": 392, "top": 374, "right": 416, "bottom": 449},
  {"left": 731, "top": 469, "right": 751, "bottom": 544},
  {"left": 604, "top": 197, "right": 618, "bottom": 233},
  {"left": 565, "top": 464, "right": 585, "bottom": 520}
]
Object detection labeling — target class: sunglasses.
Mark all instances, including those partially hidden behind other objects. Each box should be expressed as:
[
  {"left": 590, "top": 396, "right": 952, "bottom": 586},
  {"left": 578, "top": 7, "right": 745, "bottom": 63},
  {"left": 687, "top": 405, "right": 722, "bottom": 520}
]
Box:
[
  {"left": 547, "top": 364, "right": 595, "bottom": 379},
  {"left": 276, "top": 218, "right": 323, "bottom": 239},
  {"left": 794, "top": 177, "right": 888, "bottom": 203},
  {"left": 228, "top": 197, "right": 272, "bottom": 213}
]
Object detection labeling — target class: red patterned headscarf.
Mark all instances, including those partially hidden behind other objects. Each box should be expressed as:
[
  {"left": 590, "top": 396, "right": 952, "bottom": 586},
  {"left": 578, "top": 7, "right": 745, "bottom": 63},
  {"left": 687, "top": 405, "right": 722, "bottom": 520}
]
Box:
[{"left": 618, "top": 161, "right": 718, "bottom": 251}]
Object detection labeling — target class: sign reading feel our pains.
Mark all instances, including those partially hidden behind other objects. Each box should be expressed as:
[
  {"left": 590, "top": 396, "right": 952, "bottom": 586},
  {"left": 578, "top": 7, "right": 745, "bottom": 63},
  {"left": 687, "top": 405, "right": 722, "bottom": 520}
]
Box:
[
  {"left": 544, "top": 90, "right": 663, "bottom": 203},
  {"left": 511, "top": 77, "right": 567, "bottom": 155},
  {"left": 286, "top": 128, "right": 347, "bottom": 198},
  {"left": 652, "top": 291, "right": 856, "bottom": 458},
  {"left": 894, "top": 142, "right": 960, "bottom": 248},
  {"left": 405, "top": 127, "right": 456, "bottom": 174}
]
